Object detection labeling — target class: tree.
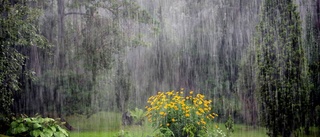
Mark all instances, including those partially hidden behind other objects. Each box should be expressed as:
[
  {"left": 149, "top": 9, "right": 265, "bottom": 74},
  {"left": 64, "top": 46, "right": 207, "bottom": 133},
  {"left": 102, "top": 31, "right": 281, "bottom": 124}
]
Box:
[
  {"left": 54, "top": 0, "right": 155, "bottom": 116},
  {"left": 305, "top": 5, "right": 320, "bottom": 132},
  {"left": 255, "top": 1, "right": 310, "bottom": 136},
  {"left": 0, "top": 0, "right": 47, "bottom": 132}
]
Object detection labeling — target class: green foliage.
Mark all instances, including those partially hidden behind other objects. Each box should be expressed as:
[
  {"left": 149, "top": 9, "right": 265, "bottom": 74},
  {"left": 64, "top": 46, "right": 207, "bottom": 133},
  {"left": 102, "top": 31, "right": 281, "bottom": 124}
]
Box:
[
  {"left": 7, "top": 115, "right": 69, "bottom": 137},
  {"left": 305, "top": 10, "right": 320, "bottom": 130},
  {"left": 156, "top": 127, "right": 174, "bottom": 137},
  {"left": 114, "top": 130, "right": 132, "bottom": 137},
  {"left": 129, "top": 108, "right": 145, "bottom": 125},
  {"left": 182, "top": 124, "right": 196, "bottom": 137},
  {"left": 225, "top": 115, "right": 234, "bottom": 137},
  {"left": 207, "top": 125, "right": 226, "bottom": 137},
  {"left": 72, "top": 0, "right": 155, "bottom": 115},
  {"left": 0, "top": 0, "right": 47, "bottom": 133},
  {"left": 255, "top": 0, "right": 310, "bottom": 136}
]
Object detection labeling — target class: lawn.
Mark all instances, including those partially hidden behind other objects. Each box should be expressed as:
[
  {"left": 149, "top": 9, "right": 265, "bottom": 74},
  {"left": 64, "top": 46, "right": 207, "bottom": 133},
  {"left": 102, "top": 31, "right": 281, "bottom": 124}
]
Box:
[
  {"left": 1, "top": 111, "right": 318, "bottom": 137},
  {"left": 69, "top": 124, "right": 320, "bottom": 137},
  {"left": 68, "top": 117, "right": 268, "bottom": 137},
  {"left": 67, "top": 112, "right": 320, "bottom": 137},
  {"left": 66, "top": 112, "right": 266, "bottom": 137}
]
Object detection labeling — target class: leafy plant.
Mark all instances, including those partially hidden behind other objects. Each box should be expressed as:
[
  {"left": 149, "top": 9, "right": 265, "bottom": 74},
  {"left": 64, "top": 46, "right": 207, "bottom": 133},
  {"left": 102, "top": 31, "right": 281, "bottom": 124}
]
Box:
[
  {"left": 7, "top": 115, "right": 69, "bottom": 137},
  {"left": 146, "top": 89, "right": 221, "bottom": 137},
  {"left": 156, "top": 127, "right": 174, "bottom": 137},
  {"left": 207, "top": 125, "right": 226, "bottom": 137},
  {"left": 225, "top": 115, "right": 234, "bottom": 137},
  {"left": 129, "top": 108, "right": 146, "bottom": 125},
  {"left": 0, "top": 1, "right": 48, "bottom": 132},
  {"left": 114, "top": 130, "right": 132, "bottom": 137}
]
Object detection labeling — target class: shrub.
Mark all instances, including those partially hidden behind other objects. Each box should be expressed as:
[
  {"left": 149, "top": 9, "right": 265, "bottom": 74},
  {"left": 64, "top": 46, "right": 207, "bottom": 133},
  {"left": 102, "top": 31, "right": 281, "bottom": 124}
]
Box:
[
  {"left": 129, "top": 108, "right": 146, "bottom": 125},
  {"left": 146, "top": 89, "right": 218, "bottom": 137},
  {"left": 225, "top": 115, "right": 234, "bottom": 137},
  {"left": 7, "top": 114, "right": 69, "bottom": 137}
]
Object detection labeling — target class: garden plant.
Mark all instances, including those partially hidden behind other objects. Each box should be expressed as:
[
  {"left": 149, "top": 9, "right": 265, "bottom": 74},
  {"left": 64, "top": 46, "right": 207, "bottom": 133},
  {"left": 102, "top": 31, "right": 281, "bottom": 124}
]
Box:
[
  {"left": 7, "top": 114, "right": 69, "bottom": 137},
  {"left": 146, "top": 89, "right": 224, "bottom": 137}
]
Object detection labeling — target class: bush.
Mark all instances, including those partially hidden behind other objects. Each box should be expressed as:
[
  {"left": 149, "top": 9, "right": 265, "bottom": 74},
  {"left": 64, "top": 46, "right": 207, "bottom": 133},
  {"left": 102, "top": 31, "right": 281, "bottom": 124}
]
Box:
[
  {"left": 146, "top": 89, "right": 219, "bottom": 137},
  {"left": 129, "top": 108, "right": 146, "bottom": 125},
  {"left": 7, "top": 114, "right": 69, "bottom": 137}
]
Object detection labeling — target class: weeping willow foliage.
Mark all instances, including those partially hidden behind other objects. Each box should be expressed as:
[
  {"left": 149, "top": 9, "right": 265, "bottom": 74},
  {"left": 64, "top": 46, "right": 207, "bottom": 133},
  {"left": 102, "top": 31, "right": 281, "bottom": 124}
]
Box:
[{"left": 255, "top": 0, "right": 310, "bottom": 136}]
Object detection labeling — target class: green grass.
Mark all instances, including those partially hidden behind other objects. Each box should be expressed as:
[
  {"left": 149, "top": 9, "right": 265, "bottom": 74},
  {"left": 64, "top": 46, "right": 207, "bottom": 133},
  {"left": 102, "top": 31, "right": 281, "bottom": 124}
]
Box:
[
  {"left": 69, "top": 122, "right": 157, "bottom": 137},
  {"left": 211, "top": 123, "right": 267, "bottom": 137},
  {"left": 66, "top": 112, "right": 319, "bottom": 137},
  {"left": 69, "top": 131, "right": 117, "bottom": 137},
  {"left": 66, "top": 111, "right": 121, "bottom": 132},
  {"left": 68, "top": 124, "right": 320, "bottom": 137},
  {"left": 69, "top": 121, "right": 267, "bottom": 137}
]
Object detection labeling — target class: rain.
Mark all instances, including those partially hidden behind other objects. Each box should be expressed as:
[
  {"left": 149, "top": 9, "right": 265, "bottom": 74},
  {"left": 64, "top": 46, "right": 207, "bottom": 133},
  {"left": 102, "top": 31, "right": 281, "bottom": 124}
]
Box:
[{"left": 1, "top": 0, "right": 319, "bottom": 137}]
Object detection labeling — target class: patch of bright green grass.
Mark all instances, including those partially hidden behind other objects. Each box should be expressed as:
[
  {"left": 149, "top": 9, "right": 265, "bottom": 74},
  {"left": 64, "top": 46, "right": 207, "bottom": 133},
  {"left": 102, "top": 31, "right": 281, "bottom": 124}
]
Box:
[
  {"left": 69, "top": 122, "right": 155, "bottom": 137},
  {"left": 66, "top": 111, "right": 121, "bottom": 132},
  {"left": 210, "top": 123, "right": 267, "bottom": 137},
  {"left": 69, "top": 131, "right": 117, "bottom": 137}
]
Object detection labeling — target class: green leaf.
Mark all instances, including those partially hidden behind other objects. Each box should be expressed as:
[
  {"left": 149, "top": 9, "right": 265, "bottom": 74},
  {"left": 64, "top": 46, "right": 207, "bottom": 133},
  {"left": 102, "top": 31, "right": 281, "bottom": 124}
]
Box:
[
  {"left": 39, "top": 132, "right": 47, "bottom": 137},
  {"left": 30, "top": 129, "right": 41, "bottom": 137},
  {"left": 24, "top": 117, "right": 32, "bottom": 123},
  {"left": 33, "top": 123, "right": 42, "bottom": 129},
  {"left": 49, "top": 126, "right": 56, "bottom": 132},
  {"left": 53, "top": 132, "right": 67, "bottom": 137},
  {"left": 57, "top": 126, "right": 68, "bottom": 136},
  {"left": 43, "top": 128, "right": 54, "bottom": 137},
  {"left": 14, "top": 123, "right": 29, "bottom": 134},
  {"left": 10, "top": 121, "right": 18, "bottom": 128}
]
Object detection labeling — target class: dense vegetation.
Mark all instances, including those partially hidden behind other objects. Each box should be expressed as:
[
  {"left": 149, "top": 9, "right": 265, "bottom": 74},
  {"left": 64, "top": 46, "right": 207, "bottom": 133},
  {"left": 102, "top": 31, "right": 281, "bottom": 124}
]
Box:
[
  {"left": 1, "top": 0, "right": 320, "bottom": 136},
  {"left": 256, "top": 1, "right": 310, "bottom": 136}
]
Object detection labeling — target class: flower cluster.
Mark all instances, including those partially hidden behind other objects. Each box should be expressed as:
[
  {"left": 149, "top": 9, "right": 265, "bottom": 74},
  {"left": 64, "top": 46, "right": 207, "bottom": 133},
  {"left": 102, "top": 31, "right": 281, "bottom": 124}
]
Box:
[{"left": 145, "top": 89, "right": 218, "bottom": 136}]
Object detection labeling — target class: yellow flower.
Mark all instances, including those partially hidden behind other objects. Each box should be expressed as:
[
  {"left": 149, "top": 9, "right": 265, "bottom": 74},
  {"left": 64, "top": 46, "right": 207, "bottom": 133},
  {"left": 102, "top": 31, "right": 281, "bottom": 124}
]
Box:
[
  {"left": 174, "top": 106, "right": 179, "bottom": 110},
  {"left": 160, "top": 111, "right": 166, "bottom": 116},
  {"left": 199, "top": 108, "right": 204, "bottom": 113},
  {"left": 146, "top": 90, "right": 218, "bottom": 133},
  {"left": 198, "top": 101, "right": 203, "bottom": 105},
  {"left": 172, "top": 118, "right": 176, "bottom": 122},
  {"left": 166, "top": 91, "right": 174, "bottom": 96},
  {"left": 204, "top": 108, "right": 209, "bottom": 112}
]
